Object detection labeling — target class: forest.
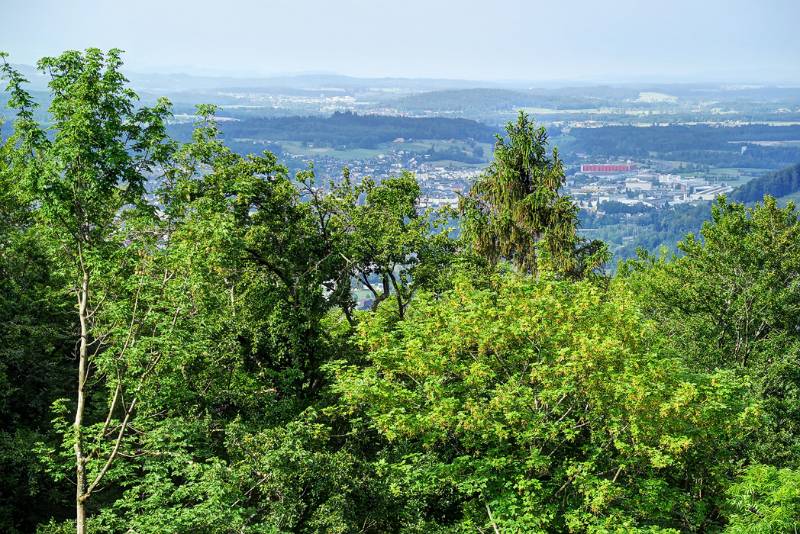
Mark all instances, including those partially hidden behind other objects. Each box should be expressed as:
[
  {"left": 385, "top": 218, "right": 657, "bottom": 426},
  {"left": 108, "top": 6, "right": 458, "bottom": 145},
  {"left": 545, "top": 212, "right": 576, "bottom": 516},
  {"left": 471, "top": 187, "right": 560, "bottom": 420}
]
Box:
[
  {"left": 2, "top": 49, "right": 800, "bottom": 534},
  {"left": 168, "top": 111, "right": 497, "bottom": 150},
  {"left": 560, "top": 125, "right": 800, "bottom": 169},
  {"left": 732, "top": 162, "right": 800, "bottom": 203}
]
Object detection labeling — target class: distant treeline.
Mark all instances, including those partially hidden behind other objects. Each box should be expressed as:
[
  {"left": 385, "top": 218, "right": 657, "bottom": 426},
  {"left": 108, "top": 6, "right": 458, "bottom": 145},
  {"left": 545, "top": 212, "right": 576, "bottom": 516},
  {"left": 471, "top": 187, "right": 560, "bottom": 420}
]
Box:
[
  {"left": 395, "top": 88, "right": 603, "bottom": 113},
  {"left": 162, "top": 114, "right": 800, "bottom": 169},
  {"left": 169, "top": 111, "right": 496, "bottom": 149},
  {"left": 427, "top": 143, "right": 485, "bottom": 163},
  {"left": 562, "top": 124, "right": 800, "bottom": 168}
]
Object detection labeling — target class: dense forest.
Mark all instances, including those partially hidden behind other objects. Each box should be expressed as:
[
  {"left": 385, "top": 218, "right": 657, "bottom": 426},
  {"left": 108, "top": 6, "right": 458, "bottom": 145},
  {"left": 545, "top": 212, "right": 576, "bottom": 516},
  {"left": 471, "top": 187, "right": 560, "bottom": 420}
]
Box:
[
  {"left": 561, "top": 124, "right": 800, "bottom": 169},
  {"left": 168, "top": 111, "right": 497, "bottom": 149},
  {"left": 2, "top": 49, "right": 800, "bottom": 533},
  {"left": 733, "top": 162, "right": 800, "bottom": 202}
]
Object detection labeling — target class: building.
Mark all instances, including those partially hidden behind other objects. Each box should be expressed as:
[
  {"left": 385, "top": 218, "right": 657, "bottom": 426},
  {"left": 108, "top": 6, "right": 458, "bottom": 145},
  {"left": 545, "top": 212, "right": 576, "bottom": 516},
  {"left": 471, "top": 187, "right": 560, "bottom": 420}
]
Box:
[
  {"left": 581, "top": 163, "right": 637, "bottom": 174},
  {"left": 624, "top": 178, "right": 653, "bottom": 192},
  {"left": 690, "top": 185, "right": 733, "bottom": 201}
]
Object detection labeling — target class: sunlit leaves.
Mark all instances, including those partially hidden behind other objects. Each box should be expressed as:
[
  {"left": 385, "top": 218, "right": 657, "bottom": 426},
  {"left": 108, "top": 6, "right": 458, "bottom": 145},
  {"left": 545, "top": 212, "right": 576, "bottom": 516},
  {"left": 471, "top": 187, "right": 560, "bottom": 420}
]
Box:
[{"left": 329, "top": 273, "right": 751, "bottom": 531}]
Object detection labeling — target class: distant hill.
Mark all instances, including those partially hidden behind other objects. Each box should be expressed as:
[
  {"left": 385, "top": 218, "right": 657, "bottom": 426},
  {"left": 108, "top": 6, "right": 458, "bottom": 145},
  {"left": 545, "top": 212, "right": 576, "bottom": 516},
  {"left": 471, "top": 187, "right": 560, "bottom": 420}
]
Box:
[
  {"left": 732, "top": 162, "right": 800, "bottom": 203},
  {"left": 126, "top": 72, "right": 518, "bottom": 93},
  {"left": 563, "top": 125, "right": 800, "bottom": 169},
  {"left": 169, "top": 111, "right": 496, "bottom": 149},
  {"left": 0, "top": 63, "right": 522, "bottom": 93},
  {"left": 395, "top": 88, "right": 604, "bottom": 113}
]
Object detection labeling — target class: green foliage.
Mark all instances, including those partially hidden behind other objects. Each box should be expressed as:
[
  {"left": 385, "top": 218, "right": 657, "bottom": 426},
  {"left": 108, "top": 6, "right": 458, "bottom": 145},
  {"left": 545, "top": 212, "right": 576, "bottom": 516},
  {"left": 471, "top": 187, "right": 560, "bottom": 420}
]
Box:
[
  {"left": 625, "top": 196, "right": 800, "bottom": 369},
  {"left": 329, "top": 273, "right": 752, "bottom": 532},
  {"left": 724, "top": 465, "right": 800, "bottom": 533},
  {"left": 0, "top": 136, "right": 73, "bottom": 532},
  {"left": 461, "top": 111, "right": 607, "bottom": 277},
  {"left": 321, "top": 168, "right": 457, "bottom": 319},
  {"left": 4, "top": 47, "right": 800, "bottom": 534},
  {"left": 12, "top": 48, "right": 171, "bottom": 250},
  {"left": 54, "top": 107, "right": 390, "bottom": 532},
  {"left": 1, "top": 48, "right": 176, "bottom": 532},
  {"left": 623, "top": 196, "right": 800, "bottom": 466}
]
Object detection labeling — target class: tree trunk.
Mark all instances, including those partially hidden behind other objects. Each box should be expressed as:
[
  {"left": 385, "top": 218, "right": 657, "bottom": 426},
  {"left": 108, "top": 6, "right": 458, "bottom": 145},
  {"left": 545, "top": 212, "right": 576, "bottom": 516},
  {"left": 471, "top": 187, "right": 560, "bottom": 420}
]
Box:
[{"left": 75, "top": 268, "right": 89, "bottom": 534}]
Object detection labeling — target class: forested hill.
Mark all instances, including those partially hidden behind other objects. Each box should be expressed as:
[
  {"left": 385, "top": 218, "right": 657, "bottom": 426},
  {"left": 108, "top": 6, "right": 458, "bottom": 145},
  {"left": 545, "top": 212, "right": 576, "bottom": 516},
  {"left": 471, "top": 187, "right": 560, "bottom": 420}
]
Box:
[
  {"left": 394, "top": 88, "right": 600, "bottom": 112},
  {"left": 169, "top": 111, "right": 496, "bottom": 149},
  {"left": 562, "top": 125, "right": 800, "bottom": 169},
  {"left": 732, "top": 162, "right": 800, "bottom": 202}
]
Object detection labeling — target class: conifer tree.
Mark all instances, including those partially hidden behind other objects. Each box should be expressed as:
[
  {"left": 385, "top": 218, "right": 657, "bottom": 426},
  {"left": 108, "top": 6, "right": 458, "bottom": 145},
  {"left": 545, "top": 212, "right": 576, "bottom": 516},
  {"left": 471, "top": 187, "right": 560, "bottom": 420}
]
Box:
[{"left": 460, "top": 111, "right": 605, "bottom": 276}]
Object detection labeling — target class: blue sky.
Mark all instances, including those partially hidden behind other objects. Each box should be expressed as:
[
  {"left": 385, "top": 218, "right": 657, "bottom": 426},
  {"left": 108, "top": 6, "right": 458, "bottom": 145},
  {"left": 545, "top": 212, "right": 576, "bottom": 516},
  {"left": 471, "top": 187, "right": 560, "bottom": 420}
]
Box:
[{"left": 2, "top": 0, "right": 799, "bottom": 83}]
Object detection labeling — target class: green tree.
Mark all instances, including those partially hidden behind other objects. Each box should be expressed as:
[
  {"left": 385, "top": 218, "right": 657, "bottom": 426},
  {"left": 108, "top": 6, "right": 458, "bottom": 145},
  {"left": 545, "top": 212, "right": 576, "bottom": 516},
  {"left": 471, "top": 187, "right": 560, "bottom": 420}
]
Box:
[
  {"left": 1, "top": 49, "right": 172, "bottom": 533},
  {"left": 321, "top": 168, "right": 456, "bottom": 320},
  {"left": 724, "top": 464, "right": 800, "bottom": 533},
  {"left": 74, "top": 107, "right": 385, "bottom": 532},
  {"left": 0, "top": 104, "right": 74, "bottom": 532},
  {"left": 328, "top": 273, "right": 752, "bottom": 532},
  {"left": 623, "top": 196, "right": 800, "bottom": 465},
  {"left": 460, "top": 111, "right": 606, "bottom": 277}
]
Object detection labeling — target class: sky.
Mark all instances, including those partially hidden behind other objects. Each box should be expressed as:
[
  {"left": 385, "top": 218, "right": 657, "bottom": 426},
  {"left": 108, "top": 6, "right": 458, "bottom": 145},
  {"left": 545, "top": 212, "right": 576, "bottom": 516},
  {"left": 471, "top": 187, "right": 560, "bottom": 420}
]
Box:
[{"left": 2, "top": 0, "right": 799, "bottom": 83}]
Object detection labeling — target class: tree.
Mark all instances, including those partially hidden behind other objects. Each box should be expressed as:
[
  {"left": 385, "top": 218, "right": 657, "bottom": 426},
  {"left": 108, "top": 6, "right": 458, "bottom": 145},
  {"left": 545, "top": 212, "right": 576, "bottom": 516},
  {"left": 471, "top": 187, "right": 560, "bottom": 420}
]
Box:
[
  {"left": 460, "top": 111, "right": 606, "bottom": 277},
  {"left": 159, "top": 108, "right": 333, "bottom": 399},
  {"left": 724, "top": 464, "right": 800, "bottom": 533},
  {"left": 322, "top": 169, "right": 456, "bottom": 320},
  {"left": 0, "top": 106, "right": 74, "bottom": 533},
  {"left": 623, "top": 196, "right": 800, "bottom": 466},
  {"left": 75, "top": 107, "right": 380, "bottom": 532},
  {"left": 328, "top": 273, "right": 752, "bottom": 532},
  {"left": 1, "top": 49, "right": 172, "bottom": 533}
]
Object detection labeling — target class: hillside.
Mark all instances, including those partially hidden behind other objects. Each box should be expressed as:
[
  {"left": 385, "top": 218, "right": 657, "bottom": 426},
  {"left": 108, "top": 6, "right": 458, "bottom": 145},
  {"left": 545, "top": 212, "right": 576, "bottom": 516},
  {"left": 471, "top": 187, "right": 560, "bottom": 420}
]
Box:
[
  {"left": 168, "top": 110, "right": 496, "bottom": 149},
  {"left": 732, "top": 162, "right": 800, "bottom": 202},
  {"left": 394, "top": 88, "right": 603, "bottom": 113},
  {"left": 562, "top": 125, "right": 800, "bottom": 169}
]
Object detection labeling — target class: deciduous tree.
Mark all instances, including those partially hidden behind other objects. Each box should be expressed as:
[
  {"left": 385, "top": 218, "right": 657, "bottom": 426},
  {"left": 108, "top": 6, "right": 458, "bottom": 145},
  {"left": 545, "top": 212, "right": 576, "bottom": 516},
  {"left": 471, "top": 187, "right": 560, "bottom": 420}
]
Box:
[{"left": 1, "top": 49, "right": 172, "bottom": 533}]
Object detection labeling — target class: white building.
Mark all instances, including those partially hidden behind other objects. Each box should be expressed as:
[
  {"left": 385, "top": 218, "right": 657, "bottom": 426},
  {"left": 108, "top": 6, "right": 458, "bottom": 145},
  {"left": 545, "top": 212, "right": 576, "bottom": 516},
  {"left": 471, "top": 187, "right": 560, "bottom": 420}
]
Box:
[{"left": 625, "top": 178, "right": 653, "bottom": 192}]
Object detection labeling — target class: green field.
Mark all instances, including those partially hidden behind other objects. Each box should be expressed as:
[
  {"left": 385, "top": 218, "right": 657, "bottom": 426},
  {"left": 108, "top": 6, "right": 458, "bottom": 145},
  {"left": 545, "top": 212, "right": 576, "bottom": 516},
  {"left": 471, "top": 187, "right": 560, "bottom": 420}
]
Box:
[{"left": 277, "top": 141, "right": 386, "bottom": 160}]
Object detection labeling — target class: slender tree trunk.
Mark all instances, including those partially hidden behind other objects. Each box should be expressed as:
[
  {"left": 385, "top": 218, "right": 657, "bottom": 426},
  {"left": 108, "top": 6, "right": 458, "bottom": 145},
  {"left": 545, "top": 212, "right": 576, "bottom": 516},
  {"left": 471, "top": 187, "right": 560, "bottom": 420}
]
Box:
[
  {"left": 75, "top": 268, "right": 89, "bottom": 534},
  {"left": 485, "top": 502, "right": 500, "bottom": 534}
]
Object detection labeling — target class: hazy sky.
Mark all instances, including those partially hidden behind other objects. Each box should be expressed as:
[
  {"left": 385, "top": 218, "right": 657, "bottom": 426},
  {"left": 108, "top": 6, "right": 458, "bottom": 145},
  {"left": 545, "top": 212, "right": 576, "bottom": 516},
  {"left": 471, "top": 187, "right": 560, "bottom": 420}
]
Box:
[{"left": 2, "top": 0, "right": 799, "bottom": 83}]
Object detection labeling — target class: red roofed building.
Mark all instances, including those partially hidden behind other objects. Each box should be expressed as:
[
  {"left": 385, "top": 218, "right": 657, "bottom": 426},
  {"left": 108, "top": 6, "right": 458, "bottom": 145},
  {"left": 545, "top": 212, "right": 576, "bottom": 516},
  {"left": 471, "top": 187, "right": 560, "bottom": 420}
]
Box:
[{"left": 581, "top": 163, "right": 637, "bottom": 174}]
